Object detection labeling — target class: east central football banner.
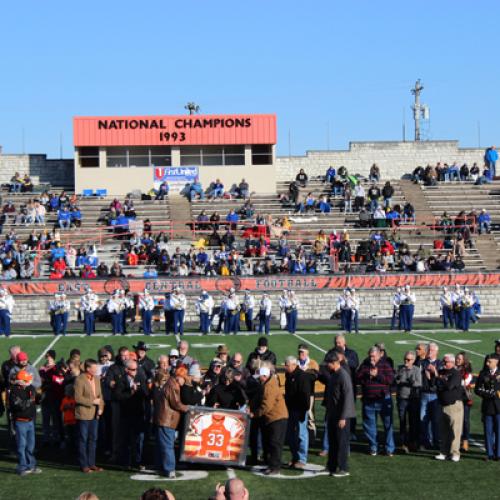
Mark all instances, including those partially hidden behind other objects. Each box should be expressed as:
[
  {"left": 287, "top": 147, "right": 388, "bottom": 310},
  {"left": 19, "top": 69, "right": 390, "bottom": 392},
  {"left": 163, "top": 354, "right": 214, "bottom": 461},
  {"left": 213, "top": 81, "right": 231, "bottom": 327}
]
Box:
[
  {"left": 6, "top": 272, "right": 500, "bottom": 296},
  {"left": 180, "top": 407, "right": 249, "bottom": 466}
]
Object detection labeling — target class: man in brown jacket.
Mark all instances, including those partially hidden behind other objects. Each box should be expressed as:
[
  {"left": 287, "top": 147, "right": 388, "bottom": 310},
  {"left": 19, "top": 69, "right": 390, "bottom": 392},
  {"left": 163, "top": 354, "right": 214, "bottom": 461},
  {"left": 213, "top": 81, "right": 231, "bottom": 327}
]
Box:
[
  {"left": 74, "top": 359, "right": 105, "bottom": 473},
  {"left": 153, "top": 366, "right": 189, "bottom": 478},
  {"left": 255, "top": 367, "right": 288, "bottom": 475}
]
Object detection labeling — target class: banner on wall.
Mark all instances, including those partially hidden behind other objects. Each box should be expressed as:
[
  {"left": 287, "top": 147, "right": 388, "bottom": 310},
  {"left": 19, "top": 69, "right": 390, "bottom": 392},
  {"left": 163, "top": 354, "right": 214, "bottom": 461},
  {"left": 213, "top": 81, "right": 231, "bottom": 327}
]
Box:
[
  {"left": 180, "top": 407, "right": 249, "bottom": 466},
  {"left": 5, "top": 273, "right": 500, "bottom": 296},
  {"left": 153, "top": 166, "right": 198, "bottom": 193}
]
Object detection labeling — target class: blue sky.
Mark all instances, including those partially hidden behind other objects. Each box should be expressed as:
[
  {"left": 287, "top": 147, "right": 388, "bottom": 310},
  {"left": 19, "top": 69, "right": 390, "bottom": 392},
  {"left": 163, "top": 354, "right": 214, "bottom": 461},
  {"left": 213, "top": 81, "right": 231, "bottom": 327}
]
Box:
[{"left": 0, "top": 1, "right": 498, "bottom": 157}]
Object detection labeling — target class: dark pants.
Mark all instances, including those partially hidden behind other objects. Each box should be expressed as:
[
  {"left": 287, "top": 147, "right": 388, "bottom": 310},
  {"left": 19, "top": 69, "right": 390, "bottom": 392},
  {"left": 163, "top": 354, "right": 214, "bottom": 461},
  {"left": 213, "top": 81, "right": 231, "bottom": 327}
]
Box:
[
  {"left": 200, "top": 312, "right": 210, "bottom": 334},
  {"left": 327, "top": 416, "right": 350, "bottom": 473},
  {"left": 286, "top": 310, "right": 297, "bottom": 333},
  {"left": 119, "top": 416, "right": 145, "bottom": 466},
  {"left": 78, "top": 419, "right": 98, "bottom": 469},
  {"left": 245, "top": 309, "right": 254, "bottom": 331},
  {"left": 173, "top": 310, "right": 185, "bottom": 335},
  {"left": 264, "top": 418, "right": 287, "bottom": 470},
  {"left": 0, "top": 309, "right": 11, "bottom": 336},
  {"left": 462, "top": 403, "right": 471, "bottom": 441},
  {"left": 83, "top": 311, "right": 95, "bottom": 335},
  {"left": 397, "top": 397, "right": 420, "bottom": 446},
  {"left": 225, "top": 311, "right": 239, "bottom": 334},
  {"left": 54, "top": 312, "right": 68, "bottom": 335},
  {"left": 41, "top": 399, "right": 62, "bottom": 443},
  {"left": 111, "top": 401, "right": 121, "bottom": 460},
  {"left": 249, "top": 417, "right": 264, "bottom": 462},
  {"left": 484, "top": 413, "right": 500, "bottom": 458},
  {"left": 111, "top": 312, "right": 122, "bottom": 334},
  {"left": 399, "top": 304, "right": 414, "bottom": 331},
  {"left": 442, "top": 306, "right": 454, "bottom": 328},
  {"left": 164, "top": 310, "right": 174, "bottom": 334},
  {"left": 460, "top": 308, "right": 471, "bottom": 331},
  {"left": 142, "top": 310, "right": 153, "bottom": 334},
  {"left": 258, "top": 312, "right": 271, "bottom": 335}
]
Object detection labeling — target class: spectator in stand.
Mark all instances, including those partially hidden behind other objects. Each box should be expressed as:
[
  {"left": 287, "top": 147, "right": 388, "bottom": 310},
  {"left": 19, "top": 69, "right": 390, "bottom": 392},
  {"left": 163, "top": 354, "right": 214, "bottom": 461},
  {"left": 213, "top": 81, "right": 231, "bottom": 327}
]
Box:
[
  {"left": 225, "top": 209, "right": 239, "bottom": 230},
  {"left": 343, "top": 185, "right": 352, "bottom": 214},
  {"left": 369, "top": 164, "right": 381, "bottom": 182},
  {"left": 318, "top": 195, "right": 331, "bottom": 214},
  {"left": 156, "top": 181, "right": 169, "bottom": 200},
  {"left": 295, "top": 169, "right": 308, "bottom": 187},
  {"left": 382, "top": 181, "right": 394, "bottom": 208},
  {"left": 403, "top": 202, "right": 416, "bottom": 224},
  {"left": 237, "top": 179, "right": 250, "bottom": 199},
  {"left": 485, "top": 146, "right": 498, "bottom": 179},
  {"left": 475, "top": 167, "right": 493, "bottom": 185},
  {"left": 22, "top": 175, "right": 34, "bottom": 192},
  {"left": 459, "top": 164, "right": 470, "bottom": 181},
  {"left": 188, "top": 178, "right": 205, "bottom": 201},
  {"left": 70, "top": 207, "right": 82, "bottom": 228},
  {"left": 210, "top": 179, "right": 225, "bottom": 199},
  {"left": 470, "top": 163, "right": 480, "bottom": 182},
  {"left": 58, "top": 207, "right": 72, "bottom": 229},
  {"left": 448, "top": 163, "right": 460, "bottom": 182},
  {"left": 353, "top": 183, "right": 365, "bottom": 211},
  {"left": 9, "top": 172, "right": 23, "bottom": 193},
  {"left": 412, "top": 166, "right": 424, "bottom": 183},
  {"left": 325, "top": 165, "right": 336, "bottom": 184},
  {"left": 478, "top": 209, "right": 491, "bottom": 234},
  {"left": 368, "top": 184, "right": 381, "bottom": 213}
]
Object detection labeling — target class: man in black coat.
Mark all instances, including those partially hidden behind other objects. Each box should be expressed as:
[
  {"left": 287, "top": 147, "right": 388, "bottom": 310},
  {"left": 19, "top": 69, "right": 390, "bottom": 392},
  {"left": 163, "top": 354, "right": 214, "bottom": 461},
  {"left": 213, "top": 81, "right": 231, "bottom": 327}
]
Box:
[
  {"left": 284, "top": 356, "right": 312, "bottom": 468},
  {"left": 114, "top": 359, "right": 148, "bottom": 469},
  {"left": 324, "top": 352, "right": 356, "bottom": 477},
  {"left": 104, "top": 346, "right": 129, "bottom": 462},
  {"left": 246, "top": 337, "right": 277, "bottom": 370}
]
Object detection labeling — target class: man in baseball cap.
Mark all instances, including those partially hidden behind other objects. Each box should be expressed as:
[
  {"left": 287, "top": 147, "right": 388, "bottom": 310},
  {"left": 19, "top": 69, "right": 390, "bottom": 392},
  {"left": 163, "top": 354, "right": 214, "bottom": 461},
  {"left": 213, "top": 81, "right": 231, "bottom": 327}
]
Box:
[{"left": 9, "top": 352, "right": 41, "bottom": 389}]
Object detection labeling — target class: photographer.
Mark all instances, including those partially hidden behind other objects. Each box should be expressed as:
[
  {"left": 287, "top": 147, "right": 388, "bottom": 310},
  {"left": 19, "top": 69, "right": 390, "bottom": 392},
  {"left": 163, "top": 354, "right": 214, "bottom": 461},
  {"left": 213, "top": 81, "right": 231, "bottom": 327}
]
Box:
[
  {"left": 475, "top": 353, "right": 500, "bottom": 461},
  {"left": 435, "top": 354, "right": 463, "bottom": 462}
]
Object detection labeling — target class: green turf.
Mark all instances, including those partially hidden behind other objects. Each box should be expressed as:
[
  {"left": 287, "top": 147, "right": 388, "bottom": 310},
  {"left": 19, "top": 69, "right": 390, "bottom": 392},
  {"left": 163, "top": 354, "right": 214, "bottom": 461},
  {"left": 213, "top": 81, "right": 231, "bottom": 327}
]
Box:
[{"left": 0, "top": 324, "right": 498, "bottom": 500}]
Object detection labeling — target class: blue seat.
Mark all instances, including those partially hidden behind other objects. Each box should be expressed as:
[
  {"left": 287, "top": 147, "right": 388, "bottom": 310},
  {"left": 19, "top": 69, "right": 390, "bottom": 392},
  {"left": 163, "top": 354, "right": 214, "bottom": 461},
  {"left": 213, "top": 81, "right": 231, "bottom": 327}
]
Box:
[
  {"left": 82, "top": 189, "right": 94, "bottom": 197},
  {"left": 96, "top": 189, "right": 108, "bottom": 197}
]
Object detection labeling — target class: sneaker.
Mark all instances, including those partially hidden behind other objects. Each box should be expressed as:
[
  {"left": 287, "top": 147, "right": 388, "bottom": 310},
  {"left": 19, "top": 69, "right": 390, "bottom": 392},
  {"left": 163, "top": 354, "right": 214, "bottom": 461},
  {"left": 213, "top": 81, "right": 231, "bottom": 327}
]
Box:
[
  {"left": 318, "top": 450, "right": 328, "bottom": 457},
  {"left": 401, "top": 445, "right": 409, "bottom": 454},
  {"left": 369, "top": 450, "right": 377, "bottom": 456},
  {"left": 263, "top": 468, "right": 280, "bottom": 476},
  {"left": 333, "top": 471, "right": 350, "bottom": 478},
  {"left": 293, "top": 462, "right": 306, "bottom": 470},
  {"left": 18, "top": 469, "right": 32, "bottom": 477},
  {"left": 30, "top": 468, "right": 42, "bottom": 474},
  {"left": 167, "top": 471, "right": 177, "bottom": 479},
  {"left": 451, "top": 455, "right": 460, "bottom": 462},
  {"left": 435, "top": 454, "right": 447, "bottom": 461}
]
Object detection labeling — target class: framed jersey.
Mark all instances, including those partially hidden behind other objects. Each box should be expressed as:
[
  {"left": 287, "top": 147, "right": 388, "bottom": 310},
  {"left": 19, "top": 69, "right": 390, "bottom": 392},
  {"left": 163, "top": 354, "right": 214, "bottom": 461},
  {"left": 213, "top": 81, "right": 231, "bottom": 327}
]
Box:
[{"left": 180, "top": 406, "right": 250, "bottom": 466}]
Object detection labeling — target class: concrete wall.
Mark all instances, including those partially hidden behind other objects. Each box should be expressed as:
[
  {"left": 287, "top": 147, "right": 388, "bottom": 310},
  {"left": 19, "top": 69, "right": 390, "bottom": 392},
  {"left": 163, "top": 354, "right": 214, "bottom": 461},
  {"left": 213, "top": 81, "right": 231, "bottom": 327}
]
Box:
[
  {"left": 11, "top": 286, "right": 498, "bottom": 324},
  {"left": 276, "top": 141, "right": 486, "bottom": 182},
  {"left": 0, "top": 154, "right": 74, "bottom": 188}
]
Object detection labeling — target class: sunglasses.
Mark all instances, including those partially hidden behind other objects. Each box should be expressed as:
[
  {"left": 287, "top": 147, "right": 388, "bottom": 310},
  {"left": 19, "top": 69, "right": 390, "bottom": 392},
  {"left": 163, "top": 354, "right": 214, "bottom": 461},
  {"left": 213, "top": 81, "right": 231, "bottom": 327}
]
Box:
[{"left": 404, "top": 358, "right": 412, "bottom": 362}]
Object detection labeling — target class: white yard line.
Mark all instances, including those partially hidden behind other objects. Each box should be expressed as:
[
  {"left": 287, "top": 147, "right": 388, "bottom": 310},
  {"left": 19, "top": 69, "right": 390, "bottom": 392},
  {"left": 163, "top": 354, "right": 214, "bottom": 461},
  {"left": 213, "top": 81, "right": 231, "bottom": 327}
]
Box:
[
  {"left": 33, "top": 335, "right": 62, "bottom": 367},
  {"left": 408, "top": 332, "right": 485, "bottom": 359},
  {"left": 294, "top": 333, "right": 327, "bottom": 354}
]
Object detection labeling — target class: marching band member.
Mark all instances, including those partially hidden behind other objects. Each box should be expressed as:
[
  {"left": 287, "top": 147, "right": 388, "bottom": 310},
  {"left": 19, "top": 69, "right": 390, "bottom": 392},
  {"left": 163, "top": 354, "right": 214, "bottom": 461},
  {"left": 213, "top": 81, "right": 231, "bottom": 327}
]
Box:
[
  {"left": 107, "top": 290, "right": 123, "bottom": 335},
  {"left": 258, "top": 293, "right": 272, "bottom": 335},
  {"left": 399, "top": 285, "right": 415, "bottom": 332},
  {"left": 471, "top": 290, "right": 481, "bottom": 323},
  {"left": 139, "top": 289, "right": 156, "bottom": 335},
  {"left": 286, "top": 291, "right": 299, "bottom": 334},
  {"left": 216, "top": 294, "right": 228, "bottom": 334},
  {"left": 171, "top": 287, "right": 187, "bottom": 336},
  {"left": 224, "top": 288, "right": 240, "bottom": 335},
  {"left": 390, "top": 288, "right": 401, "bottom": 330},
  {"left": 451, "top": 284, "right": 464, "bottom": 330},
  {"left": 120, "top": 289, "right": 134, "bottom": 334},
  {"left": 460, "top": 288, "right": 474, "bottom": 332},
  {"left": 243, "top": 290, "right": 255, "bottom": 332},
  {"left": 279, "top": 290, "right": 289, "bottom": 330},
  {"left": 52, "top": 292, "right": 70, "bottom": 336},
  {"left": 80, "top": 288, "right": 99, "bottom": 336},
  {"left": 0, "top": 287, "right": 15, "bottom": 337},
  {"left": 337, "top": 290, "right": 352, "bottom": 333},
  {"left": 196, "top": 290, "right": 214, "bottom": 335},
  {"left": 440, "top": 286, "right": 454, "bottom": 329}
]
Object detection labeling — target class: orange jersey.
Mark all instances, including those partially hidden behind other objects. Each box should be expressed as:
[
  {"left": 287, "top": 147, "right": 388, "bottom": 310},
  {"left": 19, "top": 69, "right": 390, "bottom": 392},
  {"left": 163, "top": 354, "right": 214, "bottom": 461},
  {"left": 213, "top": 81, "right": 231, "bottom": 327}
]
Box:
[
  {"left": 60, "top": 396, "right": 76, "bottom": 425},
  {"left": 199, "top": 422, "right": 232, "bottom": 460}
]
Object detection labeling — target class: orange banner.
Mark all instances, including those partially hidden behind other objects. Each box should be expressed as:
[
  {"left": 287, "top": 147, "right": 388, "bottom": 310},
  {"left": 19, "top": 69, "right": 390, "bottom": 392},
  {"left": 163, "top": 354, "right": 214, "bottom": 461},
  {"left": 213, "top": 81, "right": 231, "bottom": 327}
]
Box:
[{"left": 5, "top": 273, "right": 500, "bottom": 296}]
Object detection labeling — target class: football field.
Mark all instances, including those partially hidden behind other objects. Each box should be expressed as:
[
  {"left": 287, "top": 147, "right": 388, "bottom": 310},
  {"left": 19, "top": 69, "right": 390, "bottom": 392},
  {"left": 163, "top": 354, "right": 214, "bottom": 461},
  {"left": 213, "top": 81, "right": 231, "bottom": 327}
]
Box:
[{"left": 1, "top": 321, "right": 499, "bottom": 500}]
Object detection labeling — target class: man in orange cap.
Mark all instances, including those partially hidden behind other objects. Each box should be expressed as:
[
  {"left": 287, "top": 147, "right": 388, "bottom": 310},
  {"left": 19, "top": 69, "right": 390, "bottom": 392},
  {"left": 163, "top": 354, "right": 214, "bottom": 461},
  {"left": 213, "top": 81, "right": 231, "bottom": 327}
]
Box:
[{"left": 9, "top": 370, "right": 41, "bottom": 475}]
